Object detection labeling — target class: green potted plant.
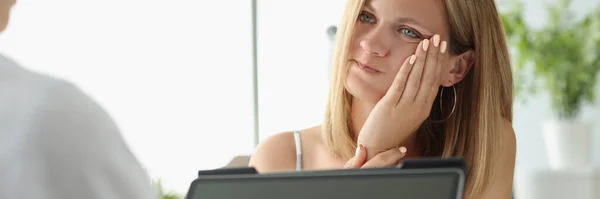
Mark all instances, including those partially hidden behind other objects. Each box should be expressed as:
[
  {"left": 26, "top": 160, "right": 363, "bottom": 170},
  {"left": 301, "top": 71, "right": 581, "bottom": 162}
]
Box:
[
  {"left": 501, "top": 0, "right": 600, "bottom": 169},
  {"left": 154, "top": 179, "right": 184, "bottom": 199}
]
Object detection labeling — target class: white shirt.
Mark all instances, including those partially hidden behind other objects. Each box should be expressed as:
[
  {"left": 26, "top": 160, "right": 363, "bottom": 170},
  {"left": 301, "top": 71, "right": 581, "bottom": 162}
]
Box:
[{"left": 0, "top": 55, "right": 159, "bottom": 199}]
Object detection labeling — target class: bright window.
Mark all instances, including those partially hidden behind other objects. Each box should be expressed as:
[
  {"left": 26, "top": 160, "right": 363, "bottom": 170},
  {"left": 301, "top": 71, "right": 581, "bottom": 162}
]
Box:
[{"left": 257, "top": 0, "right": 347, "bottom": 140}]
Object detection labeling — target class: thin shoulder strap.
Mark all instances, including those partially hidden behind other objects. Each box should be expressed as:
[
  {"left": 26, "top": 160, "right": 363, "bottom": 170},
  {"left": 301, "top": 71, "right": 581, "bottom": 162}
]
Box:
[{"left": 293, "top": 131, "right": 302, "bottom": 171}]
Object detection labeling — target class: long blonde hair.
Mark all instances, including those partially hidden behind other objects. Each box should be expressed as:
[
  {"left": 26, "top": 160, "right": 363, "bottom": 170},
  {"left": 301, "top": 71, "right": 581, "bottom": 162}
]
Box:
[{"left": 321, "top": 0, "right": 513, "bottom": 197}]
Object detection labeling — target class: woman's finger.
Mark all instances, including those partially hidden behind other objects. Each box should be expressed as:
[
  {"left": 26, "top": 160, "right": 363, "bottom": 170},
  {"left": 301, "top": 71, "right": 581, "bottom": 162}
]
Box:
[
  {"left": 361, "top": 146, "right": 407, "bottom": 168},
  {"left": 381, "top": 54, "right": 415, "bottom": 105},
  {"left": 415, "top": 35, "right": 441, "bottom": 104},
  {"left": 435, "top": 41, "right": 448, "bottom": 85},
  {"left": 425, "top": 41, "right": 448, "bottom": 107},
  {"left": 398, "top": 39, "right": 428, "bottom": 105},
  {"left": 343, "top": 156, "right": 356, "bottom": 168},
  {"left": 344, "top": 144, "right": 367, "bottom": 168}
]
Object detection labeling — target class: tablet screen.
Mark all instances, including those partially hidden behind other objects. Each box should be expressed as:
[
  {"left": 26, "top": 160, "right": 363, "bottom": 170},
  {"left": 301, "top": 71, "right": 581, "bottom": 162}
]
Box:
[{"left": 189, "top": 170, "right": 460, "bottom": 199}]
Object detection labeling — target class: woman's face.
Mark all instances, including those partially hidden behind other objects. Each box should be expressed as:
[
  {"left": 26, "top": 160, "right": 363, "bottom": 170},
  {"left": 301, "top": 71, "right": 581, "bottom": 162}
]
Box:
[{"left": 345, "top": 0, "right": 451, "bottom": 104}]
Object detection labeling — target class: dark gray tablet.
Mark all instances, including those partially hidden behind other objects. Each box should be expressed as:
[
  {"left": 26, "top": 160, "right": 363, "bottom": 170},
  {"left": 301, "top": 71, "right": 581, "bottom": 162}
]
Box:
[{"left": 186, "top": 167, "right": 464, "bottom": 199}]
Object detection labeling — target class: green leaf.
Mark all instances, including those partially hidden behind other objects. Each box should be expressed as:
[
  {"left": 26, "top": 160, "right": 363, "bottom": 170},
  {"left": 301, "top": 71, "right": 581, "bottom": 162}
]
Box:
[
  {"left": 501, "top": 0, "right": 600, "bottom": 119},
  {"left": 153, "top": 179, "right": 184, "bottom": 199}
]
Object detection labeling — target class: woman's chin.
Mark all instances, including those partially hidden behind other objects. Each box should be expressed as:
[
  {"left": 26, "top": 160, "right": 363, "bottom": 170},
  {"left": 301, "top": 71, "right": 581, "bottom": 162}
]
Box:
[{"left": 345, "top": 75, "right": 386, "bottom": 105}]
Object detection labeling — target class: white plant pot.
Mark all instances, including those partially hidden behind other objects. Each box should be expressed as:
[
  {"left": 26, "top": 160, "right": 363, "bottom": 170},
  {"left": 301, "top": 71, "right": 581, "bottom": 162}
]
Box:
[{"left": 542, "top": 120, "right": 592, "bottom": 169}]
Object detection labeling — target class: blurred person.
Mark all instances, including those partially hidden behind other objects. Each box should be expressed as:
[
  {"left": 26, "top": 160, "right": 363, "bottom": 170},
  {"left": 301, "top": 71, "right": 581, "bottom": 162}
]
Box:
[
  {"left": 250, "top": 0, "right": 516, "bottom": 198},
  {"left": 0, "top": 1, "right": 158, "bottom": 198}
]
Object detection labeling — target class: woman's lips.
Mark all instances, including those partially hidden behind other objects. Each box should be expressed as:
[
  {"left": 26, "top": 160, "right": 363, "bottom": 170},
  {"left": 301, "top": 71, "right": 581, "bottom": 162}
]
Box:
[{"left": 355, "top": 60, "right": 383, "bottom": 74}]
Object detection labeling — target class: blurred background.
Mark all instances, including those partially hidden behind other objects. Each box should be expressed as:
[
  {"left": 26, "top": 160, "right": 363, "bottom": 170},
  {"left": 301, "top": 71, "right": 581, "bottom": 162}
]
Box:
[{"left": 0, "top": 0, "right": 598, "bottom": 198}]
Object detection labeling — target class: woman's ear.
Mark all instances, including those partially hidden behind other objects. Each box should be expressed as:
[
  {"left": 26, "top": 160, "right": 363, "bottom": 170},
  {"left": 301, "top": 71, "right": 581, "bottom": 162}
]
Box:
[{"left": 442, "top": 49, "right": 475, "bottom": 87}]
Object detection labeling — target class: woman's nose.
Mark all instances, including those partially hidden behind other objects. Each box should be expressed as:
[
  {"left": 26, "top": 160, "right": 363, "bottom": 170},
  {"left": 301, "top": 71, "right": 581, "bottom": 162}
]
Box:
[{"left": 359, "top": 37, "right": 389, "bottom": 57}]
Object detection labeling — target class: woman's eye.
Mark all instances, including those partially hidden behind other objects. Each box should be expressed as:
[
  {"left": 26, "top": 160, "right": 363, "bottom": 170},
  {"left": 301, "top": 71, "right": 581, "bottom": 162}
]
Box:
[
  {"left": 359, "top": 12, "right": 375, "bottom": 23},
  {"left": 400, "top": 28, "right": 420, "bottom": 38}
]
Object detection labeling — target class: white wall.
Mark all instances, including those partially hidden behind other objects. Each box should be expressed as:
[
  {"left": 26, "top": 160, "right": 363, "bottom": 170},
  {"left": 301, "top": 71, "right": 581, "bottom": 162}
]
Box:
[
  {"left": 257, "top": 0, "right": 347, "bottom": 140},
  {"left": 511, "top": 0, "right": 600, "bottom": 169}
]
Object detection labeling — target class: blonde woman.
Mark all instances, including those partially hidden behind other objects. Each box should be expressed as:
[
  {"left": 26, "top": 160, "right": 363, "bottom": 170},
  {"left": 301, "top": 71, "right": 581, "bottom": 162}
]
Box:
[{"left": 250, "top": 0, "right": 516, "bottom": 198}]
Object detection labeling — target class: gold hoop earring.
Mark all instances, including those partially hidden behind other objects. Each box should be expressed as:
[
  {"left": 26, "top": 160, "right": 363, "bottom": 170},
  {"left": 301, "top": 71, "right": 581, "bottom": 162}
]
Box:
[
  {"left": 433, "top": 83, "right": 456, "bottom": 122},
  {"left": 430, "top": 82, "right": 456, "bottom": 123}
]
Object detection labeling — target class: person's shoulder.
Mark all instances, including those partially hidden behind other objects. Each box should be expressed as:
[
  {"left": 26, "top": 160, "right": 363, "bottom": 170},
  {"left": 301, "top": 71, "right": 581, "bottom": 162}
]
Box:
[
  {"left": 0, "top": 55, "right": 64, "bottom": 87},
  {"left": 25, "top": 75, "right": 125, "bottom": 162},
  {"left": 0, "top": 58, "right": 157, "bottom": 198},
  {"left": 35, "top": 78, "right": 117, "bottom": 133},
  {"left": 39, "top": 76, "right": 92, "bottom": 103},
  {"left": 31, "top": 79, "right": 159, "bottom": 198},
  {"left": 1, "top": 60, "right": 93, "bottom": 112},
  {"left": 249, "top": 131, "right": 299, "bottom": 173}
]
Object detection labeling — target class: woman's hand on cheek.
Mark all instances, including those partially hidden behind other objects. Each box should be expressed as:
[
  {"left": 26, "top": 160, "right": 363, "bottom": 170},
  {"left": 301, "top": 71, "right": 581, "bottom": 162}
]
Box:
[
  {"left": 356, "top": 34, "right": 449, "bottom": 160},
  {"left": 344, "top": 144, "right": 407, "bottom": 169}
]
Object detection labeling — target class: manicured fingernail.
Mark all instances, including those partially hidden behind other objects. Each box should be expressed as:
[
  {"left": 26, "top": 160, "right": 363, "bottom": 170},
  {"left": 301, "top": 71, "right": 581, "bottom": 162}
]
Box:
[
  {"left": 423, "top": 39, "right": 429, "bottom": 51},
  {"left": 355, "top": 144, "right": 363, "bottom": 156},
  {"left": 433, "top": 35, "right": 440, "bottom": 47},
  {"left": 409, "top": 55, "right": 416, "bottom": 65},
  {"left": 440, "top": 41, "right": 447, "bottom": 53},
  {"left": 399, "top": 146, "right": 407, "bottom": 154}
]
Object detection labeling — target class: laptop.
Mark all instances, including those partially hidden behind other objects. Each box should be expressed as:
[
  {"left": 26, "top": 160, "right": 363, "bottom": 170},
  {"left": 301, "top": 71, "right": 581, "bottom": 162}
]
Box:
[{"left": 186, "top": 158, "right": 466, "bottom": 199}]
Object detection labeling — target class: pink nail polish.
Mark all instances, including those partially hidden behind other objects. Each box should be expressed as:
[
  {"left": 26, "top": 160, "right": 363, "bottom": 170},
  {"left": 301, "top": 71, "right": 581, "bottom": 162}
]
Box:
[
  {"left": 399, "top": 146, "right": 407, "bottom": 154},
  {"left": 423, "top": 39, "right": 429, "bottom": 51},
  {"left": 355, "top": 144, "right": 362, "bottom": 156},
  {"left": 433, "top": 35, "right": 440, "bottom": 47},
  {"left": 409, "top": 55, "right": 416, "bottom": 64},
  {"left": 440, "top": 41, "right": 447, "bottom": 53}
]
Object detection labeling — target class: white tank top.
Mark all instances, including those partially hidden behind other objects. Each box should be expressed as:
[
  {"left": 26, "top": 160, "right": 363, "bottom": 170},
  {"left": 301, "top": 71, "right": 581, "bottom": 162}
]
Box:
[{"left": 293, "top": 131, "right": 303, "bottom": 171}]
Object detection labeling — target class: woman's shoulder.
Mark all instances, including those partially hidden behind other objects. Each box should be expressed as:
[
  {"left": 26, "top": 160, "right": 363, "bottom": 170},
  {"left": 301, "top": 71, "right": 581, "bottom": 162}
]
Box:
[
  {"left": 248, "top": 126, "right": 321, "bottom": 173},
  {"left": 248, "top": 131, "right": 297, "bottom": 172}
]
